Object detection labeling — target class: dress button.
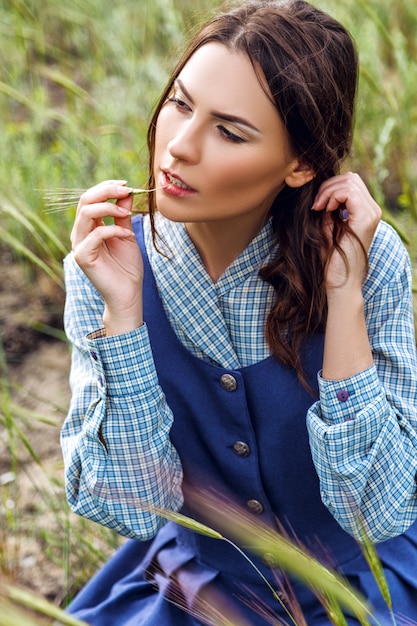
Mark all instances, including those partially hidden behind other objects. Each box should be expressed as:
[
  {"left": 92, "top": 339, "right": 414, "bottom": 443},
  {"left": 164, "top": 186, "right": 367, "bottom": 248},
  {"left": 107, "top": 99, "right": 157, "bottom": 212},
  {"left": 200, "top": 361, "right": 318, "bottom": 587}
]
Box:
[
  {"left": 232, "top": 441, "right": 251, "bottom": 457},
  {"left": 246, "top": 499, "right": 264, "bottom": 515},
  {"left": 336, "top": 389, "right": 349, "bottom": 402},
  {"left": 220, "top": 373, "right": 238, "bottom": 392},
  {"left": 90, "top": 350, "right": 98, "bottom": 361}
]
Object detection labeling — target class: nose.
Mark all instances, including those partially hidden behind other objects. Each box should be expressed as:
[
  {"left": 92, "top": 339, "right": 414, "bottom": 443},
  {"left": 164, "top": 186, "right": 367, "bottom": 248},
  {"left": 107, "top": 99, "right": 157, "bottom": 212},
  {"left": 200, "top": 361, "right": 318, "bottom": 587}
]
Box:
[{"left": 168, "top": 117, "right": 201, "bottom": 164}]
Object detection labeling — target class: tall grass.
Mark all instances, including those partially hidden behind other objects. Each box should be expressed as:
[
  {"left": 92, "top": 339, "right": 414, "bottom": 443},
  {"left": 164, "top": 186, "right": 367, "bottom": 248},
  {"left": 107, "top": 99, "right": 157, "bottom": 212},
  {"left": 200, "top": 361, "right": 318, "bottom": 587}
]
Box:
[
  {"left": 315, "top": 0, "right": 417, "bottom": 222},
  {"left": 1, "top": 0, "right": 416, "bottom": 265},
  {"left": 0, "top": 0, "right": 416, "bottom": 623}
]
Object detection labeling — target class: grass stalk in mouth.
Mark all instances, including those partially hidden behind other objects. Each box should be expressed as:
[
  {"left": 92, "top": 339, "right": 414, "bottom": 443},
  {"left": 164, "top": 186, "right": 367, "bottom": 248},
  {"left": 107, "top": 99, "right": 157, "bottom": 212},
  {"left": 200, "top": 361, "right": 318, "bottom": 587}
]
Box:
[{"left": 41, "top": 186, "right": 167, "bottom": 214}]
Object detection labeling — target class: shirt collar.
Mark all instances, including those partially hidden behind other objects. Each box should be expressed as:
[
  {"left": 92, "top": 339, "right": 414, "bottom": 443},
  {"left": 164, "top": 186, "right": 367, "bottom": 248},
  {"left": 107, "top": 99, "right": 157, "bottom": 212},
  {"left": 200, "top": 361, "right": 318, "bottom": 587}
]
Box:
[
  {"left": 151, "top": 213, "right": 276, "bottom": 293},
  {"left": 146, "top": 213, "right": 276, "bottom": 368}
]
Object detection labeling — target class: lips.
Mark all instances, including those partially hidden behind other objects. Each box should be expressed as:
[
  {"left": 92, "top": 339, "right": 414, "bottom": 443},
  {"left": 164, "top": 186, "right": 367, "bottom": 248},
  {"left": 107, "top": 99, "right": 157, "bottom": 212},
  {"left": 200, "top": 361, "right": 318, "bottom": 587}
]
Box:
[
  {"left": 166, "top": 172, "right": 192, "bottom": 190},
  {"left": 162, "top": 170, "right": 196, "bottom": 192}
]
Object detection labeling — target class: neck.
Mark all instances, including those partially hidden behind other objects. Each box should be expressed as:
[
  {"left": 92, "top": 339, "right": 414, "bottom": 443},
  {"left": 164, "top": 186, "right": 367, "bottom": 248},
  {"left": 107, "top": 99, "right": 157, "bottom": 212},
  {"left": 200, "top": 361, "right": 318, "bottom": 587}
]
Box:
[{"left": 185, "top": 217, "right": 267, "bottom": 282}]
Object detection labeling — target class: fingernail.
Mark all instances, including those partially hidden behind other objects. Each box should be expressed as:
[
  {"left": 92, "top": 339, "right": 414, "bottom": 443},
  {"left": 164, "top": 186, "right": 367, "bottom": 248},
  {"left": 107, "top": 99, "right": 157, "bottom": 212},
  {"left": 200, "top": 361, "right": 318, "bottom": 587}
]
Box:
[{"left": 117, "top": 185, "right": 132, "bottom": 194}]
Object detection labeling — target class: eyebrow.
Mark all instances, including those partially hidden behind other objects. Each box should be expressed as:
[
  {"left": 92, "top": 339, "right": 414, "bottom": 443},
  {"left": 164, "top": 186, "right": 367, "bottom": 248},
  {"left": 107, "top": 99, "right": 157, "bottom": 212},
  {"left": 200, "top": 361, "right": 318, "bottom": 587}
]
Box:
[{"left": 175, "top": 79, "right": 261, "bottom": 134}]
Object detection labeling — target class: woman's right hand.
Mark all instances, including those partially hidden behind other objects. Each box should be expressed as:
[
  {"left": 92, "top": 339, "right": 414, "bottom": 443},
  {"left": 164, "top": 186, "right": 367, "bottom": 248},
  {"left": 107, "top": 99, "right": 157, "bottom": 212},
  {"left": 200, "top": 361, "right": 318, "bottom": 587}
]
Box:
[{"left": 70, "top": 180, "right": 144, "bottom": 335}]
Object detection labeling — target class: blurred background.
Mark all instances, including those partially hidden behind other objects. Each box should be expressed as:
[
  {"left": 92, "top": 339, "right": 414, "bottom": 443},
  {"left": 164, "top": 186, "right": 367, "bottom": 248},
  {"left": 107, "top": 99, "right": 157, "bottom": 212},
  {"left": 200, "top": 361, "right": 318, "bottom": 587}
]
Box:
[{"left": 0, "top": 0, "right": 415, "bottom": 622}]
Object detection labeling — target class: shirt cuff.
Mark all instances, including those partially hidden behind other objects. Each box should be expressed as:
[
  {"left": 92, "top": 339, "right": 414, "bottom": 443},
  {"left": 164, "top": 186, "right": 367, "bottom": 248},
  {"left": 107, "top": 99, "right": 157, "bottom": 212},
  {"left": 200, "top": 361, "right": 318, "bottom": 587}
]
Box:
[
  {"left": 85, "top": 324, "right": 158, "bottom": 397},
  {"left": 316, "top": 364, "right": 384, "bottom": 424}
]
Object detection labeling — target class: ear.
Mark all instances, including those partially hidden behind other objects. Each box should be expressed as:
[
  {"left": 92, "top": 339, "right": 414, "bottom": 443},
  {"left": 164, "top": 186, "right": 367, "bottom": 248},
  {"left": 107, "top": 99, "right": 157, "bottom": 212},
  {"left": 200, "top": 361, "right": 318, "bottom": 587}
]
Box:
[{"left": 284, "top": 159, "right": 315, "bottom": 188}]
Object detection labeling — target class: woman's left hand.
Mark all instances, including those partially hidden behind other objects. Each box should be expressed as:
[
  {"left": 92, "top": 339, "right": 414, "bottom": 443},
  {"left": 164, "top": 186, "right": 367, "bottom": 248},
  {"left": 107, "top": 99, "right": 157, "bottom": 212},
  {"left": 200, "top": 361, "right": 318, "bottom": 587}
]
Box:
[{"left": 312, "top": 172, "right": 382, "bottom": 292}]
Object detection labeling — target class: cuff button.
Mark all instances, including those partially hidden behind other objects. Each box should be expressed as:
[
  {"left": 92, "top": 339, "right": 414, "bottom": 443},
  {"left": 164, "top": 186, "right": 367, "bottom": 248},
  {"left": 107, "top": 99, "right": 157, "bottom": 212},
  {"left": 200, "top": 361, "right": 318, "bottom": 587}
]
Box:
[{"left": 336, "top": 389, "right": 349, "bottom": 402}]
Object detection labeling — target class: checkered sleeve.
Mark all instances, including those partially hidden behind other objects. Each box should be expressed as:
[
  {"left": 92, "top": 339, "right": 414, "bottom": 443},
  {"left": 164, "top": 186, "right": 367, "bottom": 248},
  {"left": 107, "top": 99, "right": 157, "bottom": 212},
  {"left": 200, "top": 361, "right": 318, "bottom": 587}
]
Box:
[
  {"left": 61, "top": 253, "right": 183, "bottom": 540},
  {"left": 307, "top": 222, "right": 417, "bottom": 543}
]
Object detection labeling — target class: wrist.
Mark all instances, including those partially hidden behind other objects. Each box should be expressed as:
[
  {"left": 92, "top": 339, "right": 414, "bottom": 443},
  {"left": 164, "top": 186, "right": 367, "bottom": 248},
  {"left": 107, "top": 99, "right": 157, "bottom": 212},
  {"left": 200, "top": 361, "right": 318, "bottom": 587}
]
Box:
[
  {"left": 103, "top": 303, "right": 143, "bottom": 337},
  {"left": 326, "top": 280, "right": 364, "bottom": 306},
  {"left": 323, "top": 289, "right": 372, "bottom": 380}
]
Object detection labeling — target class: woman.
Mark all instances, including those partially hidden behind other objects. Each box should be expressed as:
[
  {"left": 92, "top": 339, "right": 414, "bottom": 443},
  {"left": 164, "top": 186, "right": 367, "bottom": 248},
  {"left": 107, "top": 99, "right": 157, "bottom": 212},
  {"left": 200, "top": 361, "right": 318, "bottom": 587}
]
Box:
[{"left": 62, "top": 0, "right": 417, "bottom": 623}]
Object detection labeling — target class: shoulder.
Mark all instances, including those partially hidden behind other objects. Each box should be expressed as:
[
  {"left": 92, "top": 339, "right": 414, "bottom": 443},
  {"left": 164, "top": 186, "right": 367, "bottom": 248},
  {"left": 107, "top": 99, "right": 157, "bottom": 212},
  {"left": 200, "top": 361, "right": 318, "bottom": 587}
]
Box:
[{"left": 364, "top": 220, "right": 411, "bottom": 297}]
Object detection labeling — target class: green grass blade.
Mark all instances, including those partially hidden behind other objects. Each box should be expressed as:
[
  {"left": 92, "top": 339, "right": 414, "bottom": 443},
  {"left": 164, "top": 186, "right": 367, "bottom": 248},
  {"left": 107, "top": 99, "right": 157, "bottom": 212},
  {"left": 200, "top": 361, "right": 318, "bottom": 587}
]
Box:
[
  {"left": 185, "top": 490, "right": 372, "bottom": 622},
  {"left": 1, "top": 583, "right": 89, "bottom": 625},
  {"left": 146, "top": 504, "right": 224, "bottom": 539},
  {"left": 0, "top": 226, "right": 63, "bottom": 287}
]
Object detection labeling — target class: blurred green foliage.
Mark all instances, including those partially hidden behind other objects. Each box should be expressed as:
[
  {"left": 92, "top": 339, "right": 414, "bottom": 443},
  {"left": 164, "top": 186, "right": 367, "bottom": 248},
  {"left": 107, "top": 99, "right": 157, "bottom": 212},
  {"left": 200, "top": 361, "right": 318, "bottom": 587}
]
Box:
[{"left": 0, "top": 0, "right": 416, "bottom": 273}]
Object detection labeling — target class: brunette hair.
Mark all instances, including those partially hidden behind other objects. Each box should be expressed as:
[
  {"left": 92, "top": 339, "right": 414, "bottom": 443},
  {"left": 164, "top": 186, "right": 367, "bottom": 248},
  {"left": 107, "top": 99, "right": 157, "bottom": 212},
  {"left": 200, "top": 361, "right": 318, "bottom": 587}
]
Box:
[{"left": 146, "top": 0, "right": 359, "bottom": 386}]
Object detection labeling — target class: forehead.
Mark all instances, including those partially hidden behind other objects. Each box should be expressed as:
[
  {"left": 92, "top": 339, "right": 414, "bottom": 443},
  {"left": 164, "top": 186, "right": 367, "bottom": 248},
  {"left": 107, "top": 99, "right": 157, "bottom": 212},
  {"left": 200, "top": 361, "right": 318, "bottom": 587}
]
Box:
[{"left": 177, "top": 42, "right": 281, "bottom": 131}]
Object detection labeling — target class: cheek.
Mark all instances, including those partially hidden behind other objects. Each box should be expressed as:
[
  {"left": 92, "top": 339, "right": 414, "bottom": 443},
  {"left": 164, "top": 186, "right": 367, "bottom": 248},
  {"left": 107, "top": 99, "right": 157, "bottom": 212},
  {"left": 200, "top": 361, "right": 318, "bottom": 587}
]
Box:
[
  {"left": 211, "top": 154, "right": 283, "bottom": 195},
  {"left": 154, "top": 109, "right": 175, "bottom": 154},
  {"left": 154, "top": 126, "right": 167, "bottom": 161}
]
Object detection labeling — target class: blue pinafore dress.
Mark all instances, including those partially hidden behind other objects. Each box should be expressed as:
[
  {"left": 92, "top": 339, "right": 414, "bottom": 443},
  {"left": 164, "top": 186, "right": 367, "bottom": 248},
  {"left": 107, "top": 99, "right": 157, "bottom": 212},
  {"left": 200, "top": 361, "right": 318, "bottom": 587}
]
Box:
[{"left": 67, "top": 216, "right": 417, "bottom": 625}]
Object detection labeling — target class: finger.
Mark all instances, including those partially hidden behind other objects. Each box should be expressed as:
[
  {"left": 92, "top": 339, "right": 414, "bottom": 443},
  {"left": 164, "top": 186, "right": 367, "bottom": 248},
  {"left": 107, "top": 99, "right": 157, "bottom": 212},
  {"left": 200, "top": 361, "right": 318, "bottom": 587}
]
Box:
[
  {"left": 312, "top": 173, "right": 363, "bottom": 212},
  {"left": 73, "top": 224, "right": 134, "bottom": 258},
  {"left": 77, "top": 180, "right": 133, "bottom": 212},
  {"left": 324, "top": 193, "right": 351, "bottom": 213},
  {"left": 71, "top": 201, "right": 132, "bottom": 246},
  {"left": 114, "top": 195, "right": 134, "bottom": 228}
]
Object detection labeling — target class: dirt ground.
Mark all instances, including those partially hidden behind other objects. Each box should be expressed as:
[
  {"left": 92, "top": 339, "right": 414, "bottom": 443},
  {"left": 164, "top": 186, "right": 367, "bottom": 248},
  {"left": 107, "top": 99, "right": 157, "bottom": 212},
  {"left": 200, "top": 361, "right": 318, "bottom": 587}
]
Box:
[
  {"left": 0, "top": 249, "right": 74, "bottom": 604},
  {"left": 3, "top": 341, "right": 72, "bottom": 600},
  {"left": 0, "top": 251, "right": 123, "bottom": 626}
]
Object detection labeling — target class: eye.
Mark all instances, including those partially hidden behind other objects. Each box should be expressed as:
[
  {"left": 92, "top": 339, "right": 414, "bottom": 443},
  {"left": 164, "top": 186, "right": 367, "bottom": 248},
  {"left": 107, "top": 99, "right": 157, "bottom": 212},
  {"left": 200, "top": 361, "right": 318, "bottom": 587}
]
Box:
[
  {"left": 167, "top": 96, "right": 191, "bottom": 112},
  {"left": 218, "top": 125, "right": 246, "bottom": 144}
]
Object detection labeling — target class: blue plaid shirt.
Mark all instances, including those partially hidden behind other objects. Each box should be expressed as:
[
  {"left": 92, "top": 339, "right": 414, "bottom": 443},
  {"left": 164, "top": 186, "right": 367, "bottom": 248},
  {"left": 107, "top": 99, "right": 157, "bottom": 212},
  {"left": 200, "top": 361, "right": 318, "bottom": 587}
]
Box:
[{"left": 62, "top": 214, "right": 417, "bottom": 542}]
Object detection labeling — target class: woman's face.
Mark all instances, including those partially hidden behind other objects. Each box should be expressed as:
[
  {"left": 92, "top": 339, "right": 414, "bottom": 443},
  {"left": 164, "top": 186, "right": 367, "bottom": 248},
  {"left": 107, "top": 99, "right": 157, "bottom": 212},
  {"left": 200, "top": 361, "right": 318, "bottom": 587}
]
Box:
[{"left": 154, "top": 42, "right": 299, "bottom": 234}]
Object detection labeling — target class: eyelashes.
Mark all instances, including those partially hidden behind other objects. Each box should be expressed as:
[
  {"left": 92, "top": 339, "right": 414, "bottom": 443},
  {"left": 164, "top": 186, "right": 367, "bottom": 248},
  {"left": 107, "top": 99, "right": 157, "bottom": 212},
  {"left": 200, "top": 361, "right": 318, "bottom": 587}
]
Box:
[
  {"left": 166, "top": 95, "right": 246, "bottom": 144},
  {"left": 167, "top": 95, "right": 189, "bottom": 109},
  {"left": 218, "top": 125, "right": 245, "bottom": 144}
]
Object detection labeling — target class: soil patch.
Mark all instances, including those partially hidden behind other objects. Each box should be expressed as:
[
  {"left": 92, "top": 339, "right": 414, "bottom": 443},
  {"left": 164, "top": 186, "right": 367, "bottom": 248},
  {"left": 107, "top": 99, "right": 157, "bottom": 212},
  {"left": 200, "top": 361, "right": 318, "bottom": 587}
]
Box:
[
  {"left": 1, "top": 254, "right": 121, "bottom": 619},
  {"left": 0, "top": 251, "right": 72, "bottom": 604}
]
